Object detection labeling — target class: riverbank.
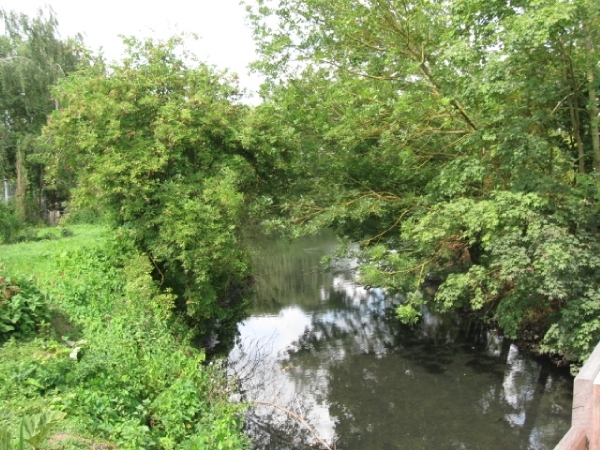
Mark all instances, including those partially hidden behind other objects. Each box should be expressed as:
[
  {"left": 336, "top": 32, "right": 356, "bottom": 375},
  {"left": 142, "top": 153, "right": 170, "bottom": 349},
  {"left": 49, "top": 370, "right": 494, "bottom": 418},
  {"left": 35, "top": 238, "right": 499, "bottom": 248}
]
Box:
[{"left": 0, "top": 225, "right": 249, "bottom": 449}]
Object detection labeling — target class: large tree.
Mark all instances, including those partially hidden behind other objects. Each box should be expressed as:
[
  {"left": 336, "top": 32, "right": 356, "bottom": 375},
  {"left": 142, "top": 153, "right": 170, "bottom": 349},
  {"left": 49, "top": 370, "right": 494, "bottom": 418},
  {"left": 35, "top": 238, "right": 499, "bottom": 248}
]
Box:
[
  {"left": 0, "top": 7, "right": 86, "bottom": 218},
  {"left": 43, "top": 36, "right": 276, "bottom": 343},
  {"left": 249, "top": 0, "right": 600, "bottom": 365}
]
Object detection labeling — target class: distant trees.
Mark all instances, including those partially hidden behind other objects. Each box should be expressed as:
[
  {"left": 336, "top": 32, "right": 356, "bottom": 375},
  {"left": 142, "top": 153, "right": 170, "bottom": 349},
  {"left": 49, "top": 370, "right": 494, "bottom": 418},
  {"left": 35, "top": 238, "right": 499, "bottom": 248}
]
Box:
[
  {"left": 249, "top": 0, "right": 600, "bottom": 364},
  {"left": 0, "top": 7, "right": 86, "bottom": 220}
]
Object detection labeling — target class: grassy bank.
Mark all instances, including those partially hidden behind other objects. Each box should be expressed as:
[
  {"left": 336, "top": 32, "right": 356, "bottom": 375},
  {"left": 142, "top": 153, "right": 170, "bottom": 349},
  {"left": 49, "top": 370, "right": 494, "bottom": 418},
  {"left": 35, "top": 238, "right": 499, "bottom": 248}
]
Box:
[{"left": 0, "top": 225, "right": 248, "bottom": 450}]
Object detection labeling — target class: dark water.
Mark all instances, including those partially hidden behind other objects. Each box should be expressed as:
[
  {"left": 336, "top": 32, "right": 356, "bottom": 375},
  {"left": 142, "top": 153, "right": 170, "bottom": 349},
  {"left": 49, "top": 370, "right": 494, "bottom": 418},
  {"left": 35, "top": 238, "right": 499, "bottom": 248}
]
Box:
[{"left": 228, "top": 233, "right": 573, "bottom": 449}]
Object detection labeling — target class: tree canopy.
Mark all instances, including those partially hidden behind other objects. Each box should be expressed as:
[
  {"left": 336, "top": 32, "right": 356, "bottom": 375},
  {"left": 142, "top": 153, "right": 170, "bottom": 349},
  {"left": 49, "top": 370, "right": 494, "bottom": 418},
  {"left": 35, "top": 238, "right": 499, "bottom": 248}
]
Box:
[
  {"left": 248, "top": 0, "right": 600, "bottom": 364},
  {"left": 0, "top": 7, "right": 86, "bottom": 217},
  {"left": 43, "top": 37, "right": 272, "bottom": 342},
  {"left": 13, "top": 0, "right": 600, "bottom": 367}
]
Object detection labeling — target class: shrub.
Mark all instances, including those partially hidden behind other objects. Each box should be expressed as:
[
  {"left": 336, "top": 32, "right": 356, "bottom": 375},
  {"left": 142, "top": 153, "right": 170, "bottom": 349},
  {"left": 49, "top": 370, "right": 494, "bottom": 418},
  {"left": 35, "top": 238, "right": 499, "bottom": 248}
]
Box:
[
  {"left": 0, "top": 203, "right": 21, "bottom": 244},
  {"left": 0, "top": 275, "right": 50, "bottom": 342},
  {"left": 0, "top": 230, "right": 250, "bottom": 449}
]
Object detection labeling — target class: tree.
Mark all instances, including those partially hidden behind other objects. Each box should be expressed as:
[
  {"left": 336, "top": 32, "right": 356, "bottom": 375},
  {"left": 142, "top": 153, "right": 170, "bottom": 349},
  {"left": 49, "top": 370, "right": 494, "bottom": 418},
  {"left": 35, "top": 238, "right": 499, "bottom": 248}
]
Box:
[
  {"left": 0, "top": 7, "right": 86, "bottom": 219},
  {"left": 249, "top": 0, "right": 600, "bottom": 365},
  {"left": 43, "top": 36, "right": 266, "bottom": 343}
]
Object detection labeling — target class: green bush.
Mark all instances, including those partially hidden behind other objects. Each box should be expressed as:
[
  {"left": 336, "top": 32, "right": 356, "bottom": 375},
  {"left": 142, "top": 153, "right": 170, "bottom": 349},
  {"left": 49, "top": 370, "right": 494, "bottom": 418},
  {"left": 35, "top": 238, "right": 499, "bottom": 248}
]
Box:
[
  {"left": 44, "top": 37, "right": 255, "bottom": 344},
  {"left": 0, "top": 226, "right": 249, "bottom": 449},
  {"left": 0, "top": 275, "right": 50, "bottom": 342},
  {"left": 0, "top": 203, "right": 21, "bottom": 245},
  {"left": 61, "top": 206, "right": 106, "bottom": 225}
]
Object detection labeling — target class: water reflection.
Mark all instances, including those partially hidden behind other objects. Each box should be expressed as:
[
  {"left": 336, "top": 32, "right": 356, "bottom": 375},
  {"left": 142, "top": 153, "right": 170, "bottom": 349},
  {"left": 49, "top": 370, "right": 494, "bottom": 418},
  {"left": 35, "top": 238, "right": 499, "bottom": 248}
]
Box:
[{"left": 230, "top": 234, "right": 572, "bottom": 449}]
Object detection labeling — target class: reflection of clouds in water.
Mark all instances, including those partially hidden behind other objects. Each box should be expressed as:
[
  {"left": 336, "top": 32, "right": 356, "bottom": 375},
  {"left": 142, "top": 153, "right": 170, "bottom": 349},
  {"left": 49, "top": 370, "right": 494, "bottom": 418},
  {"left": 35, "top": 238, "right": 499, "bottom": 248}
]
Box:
[
  {"left": 231, "top": 274, "right": 386, "bottom": 445},
  {"left": 529, "top": 423, "right": 564, "bottom": 450},
  {"left": 477, "top": 386, "right": 496, "bottom": 414},
  {"left": 332, "top": 275, "right": 371, "bottom": 304},
  {"left": 502, "top": 345, "right": 535, "bottom": 410},
  {"left": 233, "top": 235, "right": 572, "bottom": 449},
  {"left": 237, "top": 307, "right": 312, "bottom": 356},
  {"left": 229, "top": 307, "right": 338, "bottom": 444},
  {"left": 241, "top": 273, "right": 402, "bottom": 445},
  {"left": 506, "top": 411, "right": 527, "bottom": 427},
  {"left": 486, "top": 331, "right": 504, "bottom": 357}
]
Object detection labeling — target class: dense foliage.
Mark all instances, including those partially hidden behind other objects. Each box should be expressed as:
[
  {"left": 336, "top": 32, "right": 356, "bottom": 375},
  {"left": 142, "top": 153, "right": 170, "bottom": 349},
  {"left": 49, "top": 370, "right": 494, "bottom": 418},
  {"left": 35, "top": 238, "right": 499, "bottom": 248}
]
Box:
[
  {"left": 42, "top": 37, "right": 271, "bottom": 342},
  {"left": 0, "top": 274, "right": 50, "bottom": 342},
  {"left": 0, "top": 7, "right": 86, "bottom": 219},
  {"left": 0, "top": 230, "right": 249, "bottom": 449},
  {"left": 0, "top": 203, "right": 21, "bottom": 244},
  {"left": 248, "top": 0, "right": 600, "bottom": 364},
  {"left": 3, "top": 2, "right": 599, "bottom": 446}
]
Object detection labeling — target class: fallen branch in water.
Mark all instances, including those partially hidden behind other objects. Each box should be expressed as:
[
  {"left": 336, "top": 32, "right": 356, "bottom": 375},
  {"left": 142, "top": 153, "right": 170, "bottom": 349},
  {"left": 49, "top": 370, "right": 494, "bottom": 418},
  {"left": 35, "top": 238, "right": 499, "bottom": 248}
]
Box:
[{"left": 251, "top": 400, "right": 333, "bottom": 450}]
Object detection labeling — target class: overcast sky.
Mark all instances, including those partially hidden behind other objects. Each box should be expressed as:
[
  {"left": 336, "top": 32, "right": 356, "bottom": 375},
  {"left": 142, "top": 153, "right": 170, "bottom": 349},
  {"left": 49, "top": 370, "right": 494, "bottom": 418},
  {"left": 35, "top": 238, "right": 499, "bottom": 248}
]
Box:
[{"left": 2, "top": 0, "right": 262, "bottom": 99}]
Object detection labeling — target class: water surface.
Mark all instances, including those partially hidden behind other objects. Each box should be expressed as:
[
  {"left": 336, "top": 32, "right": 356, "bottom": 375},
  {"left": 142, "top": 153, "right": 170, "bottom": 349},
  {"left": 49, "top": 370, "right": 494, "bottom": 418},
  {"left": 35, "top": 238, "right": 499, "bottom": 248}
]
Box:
[{"left": 229, "top": 234, "right": 572, "bottom": 449}]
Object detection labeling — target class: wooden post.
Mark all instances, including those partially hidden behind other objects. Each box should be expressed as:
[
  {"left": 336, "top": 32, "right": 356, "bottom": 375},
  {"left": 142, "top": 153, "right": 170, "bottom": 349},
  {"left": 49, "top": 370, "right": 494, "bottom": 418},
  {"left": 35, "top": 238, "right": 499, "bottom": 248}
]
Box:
[
  {"left": 591, "top": 370, "right": 600, "bottom": 449},
  {"left": 555, "top": 342, "right": 600, "bottom": 449},
  {"left": 573, "top": 344, "right": 600, "bottom": 436},
  {"left": 554, "top": 428, "right": 587, "bottom": 450}
]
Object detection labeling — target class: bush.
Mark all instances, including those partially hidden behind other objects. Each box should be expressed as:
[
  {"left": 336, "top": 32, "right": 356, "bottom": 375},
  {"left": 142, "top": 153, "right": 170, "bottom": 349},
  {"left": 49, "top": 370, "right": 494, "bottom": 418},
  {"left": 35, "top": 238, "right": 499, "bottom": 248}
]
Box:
[
  {"left": 61, "top": 205, "right": 106, "bottom": 225},
  {"left": 0, "top": 228, "right": 250, "bottom": 449},
  {"left": 0, "top": 203, "right": 21, "bottom": 244},
  {"left": 44, "top": 37, "right": 255, "bottom": 344},
  {"left": 0, "top": 274, "right": 50, "bottom": 342}
]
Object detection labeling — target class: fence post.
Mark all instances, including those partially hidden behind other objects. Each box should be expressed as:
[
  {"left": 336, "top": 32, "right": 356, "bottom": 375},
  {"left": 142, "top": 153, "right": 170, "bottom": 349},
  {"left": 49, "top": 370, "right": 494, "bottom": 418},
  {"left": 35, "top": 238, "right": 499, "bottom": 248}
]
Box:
[
  {"left": 555, "top": 341, "right": 600, "bottom": 449},
  {"left": 3, "top": 178, "right": 8, "bottom": 203}
]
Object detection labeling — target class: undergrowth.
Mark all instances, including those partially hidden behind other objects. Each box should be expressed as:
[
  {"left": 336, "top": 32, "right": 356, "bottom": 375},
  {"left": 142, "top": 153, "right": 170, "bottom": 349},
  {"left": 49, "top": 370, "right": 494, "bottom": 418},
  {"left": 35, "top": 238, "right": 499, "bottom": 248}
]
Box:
[{"left": 0, "top": 226, "right": 249, "bottom": 449}]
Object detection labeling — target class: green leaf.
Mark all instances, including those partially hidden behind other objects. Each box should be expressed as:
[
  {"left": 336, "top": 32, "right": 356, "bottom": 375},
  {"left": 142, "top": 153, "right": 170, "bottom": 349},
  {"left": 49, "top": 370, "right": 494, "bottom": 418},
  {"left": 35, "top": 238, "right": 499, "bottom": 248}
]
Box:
[
  {"left": 20, "top": 411, "right": 66, "bottom": 449},
  {"left": 0, "top": 427, "right": 13, "bottom": 450}
]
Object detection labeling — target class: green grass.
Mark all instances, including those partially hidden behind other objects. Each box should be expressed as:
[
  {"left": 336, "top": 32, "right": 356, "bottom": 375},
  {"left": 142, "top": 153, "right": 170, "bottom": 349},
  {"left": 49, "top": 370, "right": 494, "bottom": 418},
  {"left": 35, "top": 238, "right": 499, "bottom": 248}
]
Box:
[
  {"left": 0, "top": 225, "right": 249, "bottom": 450},
  {"left": 0, "top": 225, "right": 108, "bottom": 281}
]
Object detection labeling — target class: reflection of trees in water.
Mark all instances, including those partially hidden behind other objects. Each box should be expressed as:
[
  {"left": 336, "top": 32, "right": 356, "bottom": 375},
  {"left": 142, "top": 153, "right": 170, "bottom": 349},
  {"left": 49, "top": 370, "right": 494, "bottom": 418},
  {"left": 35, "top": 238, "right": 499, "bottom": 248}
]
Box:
[
  {"left": 229, "top": 330, "right": 335, "bottom": 449},
  {"left": 249, "top": 232, "right": 339, "bottom": 314},
  {"left": 234, "top": 235, "right": 572, "bottom": 449}
]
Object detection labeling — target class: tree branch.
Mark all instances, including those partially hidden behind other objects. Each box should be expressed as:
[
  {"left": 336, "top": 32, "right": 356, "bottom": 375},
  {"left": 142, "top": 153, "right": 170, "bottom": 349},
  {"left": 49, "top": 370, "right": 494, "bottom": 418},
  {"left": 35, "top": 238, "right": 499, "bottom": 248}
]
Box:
[{"left": 251, "top": 400, "right": 333, "bottom": 450}]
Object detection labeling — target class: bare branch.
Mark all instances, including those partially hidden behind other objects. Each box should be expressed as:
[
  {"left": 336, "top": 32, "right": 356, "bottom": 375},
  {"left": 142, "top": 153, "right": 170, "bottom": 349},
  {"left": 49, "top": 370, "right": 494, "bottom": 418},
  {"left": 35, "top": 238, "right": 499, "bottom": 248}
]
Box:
[{"left": 251, "top": 400, "right": 333, "bottom": 450}]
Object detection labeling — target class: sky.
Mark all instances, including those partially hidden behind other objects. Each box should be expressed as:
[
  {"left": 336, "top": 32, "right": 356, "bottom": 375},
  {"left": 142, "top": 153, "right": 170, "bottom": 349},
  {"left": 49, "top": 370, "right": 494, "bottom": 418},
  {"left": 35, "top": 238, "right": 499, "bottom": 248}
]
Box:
[{"left": 2, "top": 0, "right": 263, "bottom": 100}]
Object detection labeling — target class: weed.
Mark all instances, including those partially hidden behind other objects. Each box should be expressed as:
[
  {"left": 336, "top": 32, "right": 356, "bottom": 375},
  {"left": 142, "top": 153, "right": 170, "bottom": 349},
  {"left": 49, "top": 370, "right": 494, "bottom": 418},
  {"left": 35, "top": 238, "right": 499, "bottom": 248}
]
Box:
[{"left": 0, "top": 226, "right": 249, "bottom": 449}]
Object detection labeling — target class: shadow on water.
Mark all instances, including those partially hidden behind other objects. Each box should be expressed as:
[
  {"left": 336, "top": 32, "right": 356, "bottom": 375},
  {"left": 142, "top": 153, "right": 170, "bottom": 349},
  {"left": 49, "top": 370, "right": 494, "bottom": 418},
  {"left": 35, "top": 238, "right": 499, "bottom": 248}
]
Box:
[{"left": 229, "top": 233, "right": 573, "bottom": 450}]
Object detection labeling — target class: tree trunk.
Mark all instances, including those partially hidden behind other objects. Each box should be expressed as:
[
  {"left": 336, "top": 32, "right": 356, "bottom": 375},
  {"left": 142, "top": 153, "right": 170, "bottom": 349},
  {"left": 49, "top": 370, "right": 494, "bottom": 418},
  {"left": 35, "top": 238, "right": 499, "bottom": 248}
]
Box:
[
  {"left": 585, "top": 24, "right": 600, "bottom": 174},
  {"left": 15, "top": 146, "right": 27, "bottom": 221},
  {"left": 566, "top": 62, "right": 586, "bottom": 173}
]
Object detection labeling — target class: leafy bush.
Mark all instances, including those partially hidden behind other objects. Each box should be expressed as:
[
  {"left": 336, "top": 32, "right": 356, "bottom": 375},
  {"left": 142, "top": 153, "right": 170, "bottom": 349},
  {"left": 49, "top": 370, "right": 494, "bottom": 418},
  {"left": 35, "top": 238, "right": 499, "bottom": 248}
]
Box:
[
  {"left": 0, "top": 203, "right": 21, "bottom": 244},
  {"left": 61, "top": 206, "right": 106, "bottom": 225},
  {"left": 0, "top": 275, "right": 50, "bottom": 342},
  {"left": 353, "top": 190, "right": 600, "bottom": 365},
  {"left": 63, "top": 320, "right": 247, "bottom": 449},
  {"left": 44, "top": 37, "right": 256, "bottom": 343}
]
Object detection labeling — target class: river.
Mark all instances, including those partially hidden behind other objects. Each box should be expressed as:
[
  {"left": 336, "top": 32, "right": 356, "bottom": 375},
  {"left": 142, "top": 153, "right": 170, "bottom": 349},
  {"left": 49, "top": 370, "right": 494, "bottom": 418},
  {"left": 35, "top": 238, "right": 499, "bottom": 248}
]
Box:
[{"left": 228, "top": 233, "right": 573, "bottom": 449}]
